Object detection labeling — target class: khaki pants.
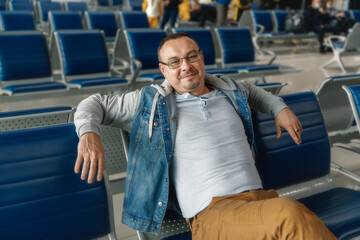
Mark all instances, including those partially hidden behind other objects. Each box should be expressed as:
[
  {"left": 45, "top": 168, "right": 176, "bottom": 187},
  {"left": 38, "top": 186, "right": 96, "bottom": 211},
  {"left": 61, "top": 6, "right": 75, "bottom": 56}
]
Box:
[{"left": 189, "top": 189, "right": 337, "bottom": 240}]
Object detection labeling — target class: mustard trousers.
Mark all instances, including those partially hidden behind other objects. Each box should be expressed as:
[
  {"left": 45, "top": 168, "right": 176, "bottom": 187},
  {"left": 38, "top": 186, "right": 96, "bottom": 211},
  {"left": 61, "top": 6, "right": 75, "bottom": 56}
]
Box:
[{"left": 190, "top": 189, "right": 337, "bottom": 240}]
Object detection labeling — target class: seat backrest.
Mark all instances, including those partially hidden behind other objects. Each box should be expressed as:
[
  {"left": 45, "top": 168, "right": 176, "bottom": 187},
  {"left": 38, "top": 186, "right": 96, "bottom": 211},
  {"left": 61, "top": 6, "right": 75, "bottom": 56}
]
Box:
[
  {"left": 37, "top": 1, "right": 62, "bottom": 22},
  {"left": 0, "top": 11, "right": 35, "bottom": 31},
  {"left": 213, "top": 27, "right": 255, "bottom": 67},
  {"left": 0, "top": 31, "right": 52, "bottom": 82},
  {"left": 343, "top": 23, "right": 360, "bottom": 50},
  {"left": 252, "top": 10, "right": 274, "bottom": 33},
  {"left": 64, "top": 1, "right": 87, "bottom": 14},
  {"left": 8, "top": 1, "right": 34, "bottom": 12},
  {"left": 85, "top": 11, "right": 118, "bottom": 39},
  {"left": 114, "top": 29, "right": 166, "bottom": 73},
  {"left": 343, "top": 85, "right": 360, "bottom": 134},
  {"left": 0, "top": 106, "right": 73, "bottom": 131},
  {"left": 171, "top": 28, "right": 217, "bottom": 66},
  {"left": 0, "top": 0, "right": 5, "bottom": 10},
  {"left": 49, "top": 11, "right": 83, "bottom": 32},
  {"left": 54, "top": 30, "right": 110, "bottom": 79},
  {"left": 0, "top": 123, "right": 116, "bottom": 240},
  {"left": 125, "top": 0, "right": 142, "bottom": 11},
  {"left": 119, "top": 11, "right": 150, "bottom": 28},
  {"left": 252, "top": 91, "right": 331, "bottom": 190},
  {"left": 352, "top": 9, "right": 360, "bottom": 22},
  {"left": 316, "top": 74, "right": 360, "bottom": 133},
  {"left": 273, "top": 10, "right": 288, "bottom": 32}
]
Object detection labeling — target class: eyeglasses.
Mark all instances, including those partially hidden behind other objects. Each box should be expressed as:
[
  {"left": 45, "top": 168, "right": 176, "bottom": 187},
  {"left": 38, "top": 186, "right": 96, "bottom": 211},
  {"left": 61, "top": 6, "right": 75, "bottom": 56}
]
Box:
[{"left": 159, "top": 50, "right": 202, "bottom": 69}]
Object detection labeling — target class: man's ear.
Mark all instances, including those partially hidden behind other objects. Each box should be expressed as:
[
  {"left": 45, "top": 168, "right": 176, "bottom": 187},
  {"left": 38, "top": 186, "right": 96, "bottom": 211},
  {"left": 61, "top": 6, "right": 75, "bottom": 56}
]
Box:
[{"left": 159, "top": 63, "right": 165, "bottom": 74}]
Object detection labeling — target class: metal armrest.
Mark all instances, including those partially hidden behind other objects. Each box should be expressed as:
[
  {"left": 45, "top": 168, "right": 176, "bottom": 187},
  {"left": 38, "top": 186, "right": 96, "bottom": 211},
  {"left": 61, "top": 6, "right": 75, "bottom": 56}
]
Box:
[
  {"left": 331, "top": 162, "right": 360, "bottom": 183},
  {"left": 261, "top": 49, "right": 277, "bottom": 64},
  {"left": 333, "top": 142, "right": 360, "bottom": 154}
]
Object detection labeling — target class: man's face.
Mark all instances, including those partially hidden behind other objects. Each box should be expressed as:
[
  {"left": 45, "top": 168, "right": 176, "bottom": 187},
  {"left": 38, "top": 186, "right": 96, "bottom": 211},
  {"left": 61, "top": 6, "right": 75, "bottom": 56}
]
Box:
[{"left": 158, "top": 36, "right": 206, "bottom": 96}]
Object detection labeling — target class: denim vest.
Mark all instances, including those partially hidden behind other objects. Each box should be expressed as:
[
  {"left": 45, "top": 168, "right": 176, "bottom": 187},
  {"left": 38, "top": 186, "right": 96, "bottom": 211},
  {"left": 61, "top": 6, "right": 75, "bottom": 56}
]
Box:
[{"left": 121, "top": 81, "right": 254, "bottom": 233}]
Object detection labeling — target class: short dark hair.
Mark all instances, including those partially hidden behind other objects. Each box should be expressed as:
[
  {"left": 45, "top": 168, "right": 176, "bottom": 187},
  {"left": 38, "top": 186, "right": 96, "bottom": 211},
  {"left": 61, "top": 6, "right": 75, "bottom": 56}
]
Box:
[{"left": 157, "top": 32, "right": 199, "bottom": 62}]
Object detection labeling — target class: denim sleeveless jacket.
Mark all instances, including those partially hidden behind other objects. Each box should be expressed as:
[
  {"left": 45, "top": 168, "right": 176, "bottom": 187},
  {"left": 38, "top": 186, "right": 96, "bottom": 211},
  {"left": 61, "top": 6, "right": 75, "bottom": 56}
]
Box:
[{"left": 121, "top": 80, "right": 256, "bottom": 233}]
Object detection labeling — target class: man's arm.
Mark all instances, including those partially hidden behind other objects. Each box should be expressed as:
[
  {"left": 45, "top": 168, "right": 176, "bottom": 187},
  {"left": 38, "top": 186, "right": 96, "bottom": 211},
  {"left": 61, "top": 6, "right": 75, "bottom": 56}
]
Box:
[{"left": 74, "top": 90, "right": 141, "bottom": 183}]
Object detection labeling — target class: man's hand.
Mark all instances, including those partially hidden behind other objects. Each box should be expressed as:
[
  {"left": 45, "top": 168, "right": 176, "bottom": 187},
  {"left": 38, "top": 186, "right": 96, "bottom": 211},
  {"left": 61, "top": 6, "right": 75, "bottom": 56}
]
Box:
[
  {"left": 275, "top": 107, "right": 302, "bottom": 145},
  {"left": 74, "top": 132, "right": 105, "bottom": 184}
]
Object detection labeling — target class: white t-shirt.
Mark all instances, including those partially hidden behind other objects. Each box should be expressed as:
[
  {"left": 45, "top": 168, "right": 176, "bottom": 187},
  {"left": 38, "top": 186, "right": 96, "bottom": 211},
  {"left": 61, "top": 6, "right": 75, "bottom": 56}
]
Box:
[{"left": 171, "top": 89, "right": 262, "bottom": 218}]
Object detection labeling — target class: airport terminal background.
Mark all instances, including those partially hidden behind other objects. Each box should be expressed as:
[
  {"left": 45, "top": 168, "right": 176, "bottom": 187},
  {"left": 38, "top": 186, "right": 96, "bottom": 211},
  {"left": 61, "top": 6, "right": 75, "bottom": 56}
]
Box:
[{"left": 1, "top": 0, "right": 360, "bottom": 239}]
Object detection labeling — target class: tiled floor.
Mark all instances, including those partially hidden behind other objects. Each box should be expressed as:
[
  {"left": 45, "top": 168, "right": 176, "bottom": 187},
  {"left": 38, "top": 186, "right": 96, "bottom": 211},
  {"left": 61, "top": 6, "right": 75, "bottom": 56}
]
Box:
[{"left": 112, "top": 39, "right": 360, "bottom": 240}]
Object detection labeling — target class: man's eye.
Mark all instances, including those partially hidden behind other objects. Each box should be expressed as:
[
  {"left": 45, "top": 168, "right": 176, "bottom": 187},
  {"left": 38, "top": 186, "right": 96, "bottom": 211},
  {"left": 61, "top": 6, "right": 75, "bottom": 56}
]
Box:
[
  {"left": 169, "top": 59, "right": 180, "bottom": 66},
  {"left": 188, "top": 54, "right": 197, "bottom": 60}
]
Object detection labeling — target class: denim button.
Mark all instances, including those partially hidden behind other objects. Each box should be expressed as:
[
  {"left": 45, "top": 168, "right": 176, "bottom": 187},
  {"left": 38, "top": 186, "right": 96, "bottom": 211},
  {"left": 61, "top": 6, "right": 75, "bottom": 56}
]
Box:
[
  {"left": 154, "top": 121, "right": 158, "bottom": 127},
  {"left": 158, "top": 201, "right": 163, "bottom": 207},
  {"left": 151, "top": 227, "right": 156, "bottom": 231},
  {"left": 164, "top": 178, "right": 168, "bottom": 182}
]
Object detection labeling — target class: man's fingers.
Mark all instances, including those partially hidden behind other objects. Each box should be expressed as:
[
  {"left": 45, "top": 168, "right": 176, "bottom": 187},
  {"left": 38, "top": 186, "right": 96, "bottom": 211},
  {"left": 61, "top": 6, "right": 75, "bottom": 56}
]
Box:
[
  {"left": 81, "top": 156, "right": 91, "bottom": 181},
  {"left": 74, "top": 154, "right": 83, "bottom": 174}
]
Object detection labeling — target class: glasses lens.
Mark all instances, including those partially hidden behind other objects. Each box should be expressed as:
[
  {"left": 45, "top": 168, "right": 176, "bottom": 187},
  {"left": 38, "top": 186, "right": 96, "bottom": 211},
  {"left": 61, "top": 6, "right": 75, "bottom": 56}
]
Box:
[{"left": 168, "top": 58, "right": 181, "bottom": 69}]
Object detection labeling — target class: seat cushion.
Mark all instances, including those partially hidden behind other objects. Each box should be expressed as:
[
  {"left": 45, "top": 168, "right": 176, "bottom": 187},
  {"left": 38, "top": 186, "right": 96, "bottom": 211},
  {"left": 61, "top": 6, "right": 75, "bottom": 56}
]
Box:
[
  {"left": 3, "top": 82, "right": 67, "bottom": 94},
  {"left": 232, "top": 64, "right": 279, "bottom": 72},
  {"left": 68, "top": 76, "right": 127, "bottom": 88},
  {"left": 0, "top": 106, "right": 71, "bottom": 118},
  {"left": 298, "top": 187, "right": 360, "bottom": 240}
]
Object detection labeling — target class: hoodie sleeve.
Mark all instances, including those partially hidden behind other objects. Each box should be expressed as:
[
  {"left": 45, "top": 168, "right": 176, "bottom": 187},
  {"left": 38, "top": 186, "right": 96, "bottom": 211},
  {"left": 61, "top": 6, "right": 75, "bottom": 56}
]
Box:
[
  {"left": 74, "top": 90, "right": 142, "bottom": 137},
  {"left": 241, "top": 81, "right": 287, "bottom": 117}
]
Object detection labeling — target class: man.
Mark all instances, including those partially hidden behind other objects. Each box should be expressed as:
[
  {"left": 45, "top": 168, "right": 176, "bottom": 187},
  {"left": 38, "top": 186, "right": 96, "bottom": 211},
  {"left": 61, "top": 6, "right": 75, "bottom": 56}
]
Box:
[
  {"left": 304, "top": 0, "right": 341, "bottom": 53},
  {"left": 74, "top": 33, "right": 337, "bottom": 239}
]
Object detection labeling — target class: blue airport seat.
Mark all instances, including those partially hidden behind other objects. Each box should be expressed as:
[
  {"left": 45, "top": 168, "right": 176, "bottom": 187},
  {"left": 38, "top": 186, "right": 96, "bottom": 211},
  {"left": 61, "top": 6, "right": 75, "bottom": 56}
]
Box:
[
  {"left": 253, "top": 91, "right": 360, "bottom": 239},
  {"left": 36, "top": 1, "right": 62, "bottom": 22},
  {"left": 49, "top": 11, "right": 83, "bottom": 32},
  {"left": 352, "top": 10, "right": 360, "bottom": 22},
  {"left": 63, "top": 1, "right": 88, "bottom": 15},
  {"left": 343, "top": 85, "right": 360, "bottom": 134},
  {"left": 0, "top": 11, "right": 35, "bottom": 31},
  {"left": 124, "top": 0, "right": 142, "bottom": 11},
  {"left": 0, "top": 123, "right": 117, "bottom": 240},
  {"left": 53, "top": 30, "right": 129, "bottom": 89},
  {"left": 213, "top": 27, "right": 301, "bottom": 80},
  {"left": 119, "top": 11, "right": 150, "bottom": 28},
  {"left": 0, "top": 31, "right": 67, "bottom": 96},
  {"left": 8, "top": 1, "right": 35, "bottom": 12},
  {"left": 0, "top": 0, "right": 5, "bottom": 10},
  {"left": 85, "top": 11, "right": 118, "bottom": 42},
  {"left": 113, "top": 29, "right": 167, "bottom": 82},
  {"left": 322, "top": 23, "right": 360, "bottom": 74},
  {"left": 316, "top": 74, "right": 360, "bottom": 139}
]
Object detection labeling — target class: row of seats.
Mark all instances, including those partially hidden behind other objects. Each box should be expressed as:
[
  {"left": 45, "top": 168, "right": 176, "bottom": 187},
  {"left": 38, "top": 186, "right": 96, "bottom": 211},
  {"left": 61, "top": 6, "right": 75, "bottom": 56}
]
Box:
[
  {"left": 113, "top": 27, "right": 301, "bottom": 84},
  {"left": 0, "top": 26, "right": 301, "bottom": 98},
  {"left": 0, "top": 30, "right": 129, "bottom": 97},
  {"left": 3, "top": 90, "right": 358, "bottom": 239}
]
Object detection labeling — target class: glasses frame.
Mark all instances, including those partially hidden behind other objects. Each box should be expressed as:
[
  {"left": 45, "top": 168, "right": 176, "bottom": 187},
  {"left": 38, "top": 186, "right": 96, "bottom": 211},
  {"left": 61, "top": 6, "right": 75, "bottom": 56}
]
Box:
[{"left": 159, "top": 50, "right": 202, "bottom": 69}]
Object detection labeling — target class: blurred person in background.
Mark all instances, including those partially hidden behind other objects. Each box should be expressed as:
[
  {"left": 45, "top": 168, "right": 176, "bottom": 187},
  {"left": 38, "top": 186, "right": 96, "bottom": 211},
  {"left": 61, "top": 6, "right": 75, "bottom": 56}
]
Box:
[{"left": 143, "top": 0, "right": 163, "bottom": 28}]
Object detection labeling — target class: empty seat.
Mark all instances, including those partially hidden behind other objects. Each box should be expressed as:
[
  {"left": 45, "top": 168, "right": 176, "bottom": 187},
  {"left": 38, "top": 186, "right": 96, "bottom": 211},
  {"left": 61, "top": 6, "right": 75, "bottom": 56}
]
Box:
[
  {"left": 85, "top": 11, "right": 119, "bottom": 42},
  {"left": 63, "top": 1, "right": 87, "bottom": 15},
  {"left": 118, "top": 11, "right": 150, "bottom": 28},
  {"left": 213, "top": 27, "right": 301, "bottom": 80},
  {"left": 113, "top": 29, "right": 166, "bottom": 82},
  {"left": 0, "top": 123, "right": 117, "bottom": 240},
  {"left": 8, "top": 1, "right": 35, "bottom": 12},
  {"left": 53, "top": 30, "right": 128, "bottom": 89},
  {"left": 36, "top": 1, "right": 62, "bottom": 23},
  {"left": 48, "top": 11, "right": 83, "bottom": 33},
  {"left": 322, "top": 23, "right": 360, "bottom": 73},
  {"left": 0, "top": 31, "right": 67, "bottom": 96},
  {"left": 0, "top": 11, "right": 35, "bottom": 31}
]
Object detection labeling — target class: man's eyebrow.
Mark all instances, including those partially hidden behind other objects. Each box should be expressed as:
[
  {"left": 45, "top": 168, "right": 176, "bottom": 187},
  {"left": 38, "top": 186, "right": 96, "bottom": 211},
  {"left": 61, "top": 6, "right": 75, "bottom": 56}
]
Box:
[{"left": 166, "top": 49, "right": 199, "bottom": 60}]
